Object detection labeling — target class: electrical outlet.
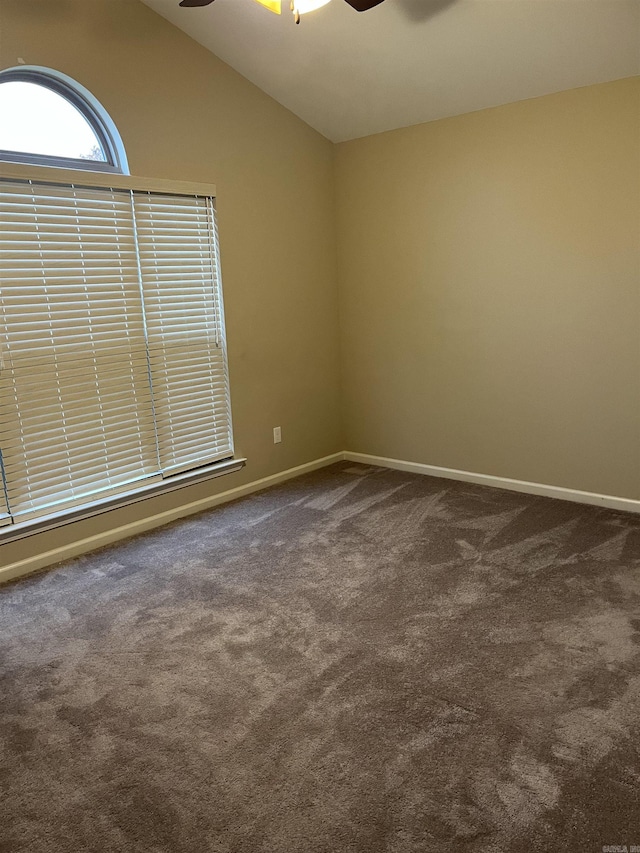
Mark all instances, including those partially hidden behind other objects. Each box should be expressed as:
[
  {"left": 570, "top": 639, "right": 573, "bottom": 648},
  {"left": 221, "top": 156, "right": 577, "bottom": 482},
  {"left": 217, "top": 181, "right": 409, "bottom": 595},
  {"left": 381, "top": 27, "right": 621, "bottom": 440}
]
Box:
[{"left": 273, "top": 426, "right": 282, "bottom": 444}]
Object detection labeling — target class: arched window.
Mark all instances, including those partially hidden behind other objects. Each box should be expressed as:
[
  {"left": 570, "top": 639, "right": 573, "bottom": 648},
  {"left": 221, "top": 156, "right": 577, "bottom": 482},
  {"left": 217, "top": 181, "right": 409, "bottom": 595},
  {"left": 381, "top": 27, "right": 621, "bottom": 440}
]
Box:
[
  {"left": 0, "top": 66, "right": 238, "bottom": 541},
  {"left": 0, "top": 66, "right": 129, "bottom": 173}
]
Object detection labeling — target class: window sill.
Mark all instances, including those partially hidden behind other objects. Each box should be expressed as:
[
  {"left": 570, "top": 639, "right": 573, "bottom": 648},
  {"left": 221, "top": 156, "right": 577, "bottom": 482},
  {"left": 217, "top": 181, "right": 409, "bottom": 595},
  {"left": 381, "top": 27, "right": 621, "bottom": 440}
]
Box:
[{"left": 0, "top": 457, "right": 247, "bottom": 545}]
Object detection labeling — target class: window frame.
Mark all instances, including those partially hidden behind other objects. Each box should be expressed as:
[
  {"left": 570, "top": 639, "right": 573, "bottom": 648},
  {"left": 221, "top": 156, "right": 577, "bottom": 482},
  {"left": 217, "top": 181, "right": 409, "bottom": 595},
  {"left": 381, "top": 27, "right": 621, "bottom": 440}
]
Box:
[
  {"left": 0, "top": 67, "right": 242, "bottom": 544},
  {"left": 0, "top": 66, "right": 129, "bottom": 174},
  {"left": 0, "top": 168, "right": 243, "bottom": 544}
]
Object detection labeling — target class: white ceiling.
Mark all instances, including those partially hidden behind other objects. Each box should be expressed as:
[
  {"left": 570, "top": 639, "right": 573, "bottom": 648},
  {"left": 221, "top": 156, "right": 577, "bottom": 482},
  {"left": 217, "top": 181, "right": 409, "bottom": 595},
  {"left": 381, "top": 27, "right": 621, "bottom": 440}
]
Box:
[{"left": 142, "top": 0, "right": 640, "bottom": 142}]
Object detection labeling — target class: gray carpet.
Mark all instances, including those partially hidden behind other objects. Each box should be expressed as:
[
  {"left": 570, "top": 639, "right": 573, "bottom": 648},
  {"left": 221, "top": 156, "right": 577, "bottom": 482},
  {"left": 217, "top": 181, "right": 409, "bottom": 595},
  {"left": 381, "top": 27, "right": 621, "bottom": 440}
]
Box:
[{"left": 1, "top": 462, "right": 640, "bottom": 853}]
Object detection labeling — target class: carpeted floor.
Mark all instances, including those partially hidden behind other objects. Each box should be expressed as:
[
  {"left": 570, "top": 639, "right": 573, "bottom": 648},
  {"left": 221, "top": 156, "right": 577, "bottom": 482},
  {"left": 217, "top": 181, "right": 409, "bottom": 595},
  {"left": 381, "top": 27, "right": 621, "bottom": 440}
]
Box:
[{"left": 1, "top": 462, "right": 640, "bottom": 853}]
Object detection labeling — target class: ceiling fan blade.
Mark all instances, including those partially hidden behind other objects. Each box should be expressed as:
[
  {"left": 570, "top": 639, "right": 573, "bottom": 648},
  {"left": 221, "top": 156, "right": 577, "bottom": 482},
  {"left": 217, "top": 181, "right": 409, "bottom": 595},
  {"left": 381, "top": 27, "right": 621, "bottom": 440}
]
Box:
[
  {"left": 342, "top": 0, "right": 385, "bottom": 10},
  {"left": 179, "top": 0, "right": 215, "bottom": 6},
  {"left": 254, "top": 0, "right": 282, "bottom": 12}
]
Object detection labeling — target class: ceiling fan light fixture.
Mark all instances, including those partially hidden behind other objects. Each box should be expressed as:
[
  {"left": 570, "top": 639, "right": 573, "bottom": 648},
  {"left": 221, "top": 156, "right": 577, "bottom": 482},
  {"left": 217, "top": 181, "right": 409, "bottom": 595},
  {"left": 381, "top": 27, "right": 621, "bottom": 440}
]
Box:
[{"left": 293, "top": 0, "right": 332, "bottom": 15}]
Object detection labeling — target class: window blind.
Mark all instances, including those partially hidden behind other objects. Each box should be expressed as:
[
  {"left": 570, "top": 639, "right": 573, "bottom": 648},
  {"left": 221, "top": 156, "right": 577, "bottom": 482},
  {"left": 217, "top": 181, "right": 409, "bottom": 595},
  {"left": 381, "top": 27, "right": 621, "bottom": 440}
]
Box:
[
  {"left": 134, "top": 192, "right": 233, "bottom": 475},
  {"left": 0, "top": 176, "right": 233, "bottom": 527}
]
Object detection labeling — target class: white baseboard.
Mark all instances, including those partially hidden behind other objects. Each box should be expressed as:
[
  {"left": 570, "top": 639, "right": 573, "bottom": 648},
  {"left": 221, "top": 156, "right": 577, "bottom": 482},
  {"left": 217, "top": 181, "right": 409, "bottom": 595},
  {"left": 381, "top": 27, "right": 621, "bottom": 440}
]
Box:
[
  {"left": 0, "top": 452, "right": 345, "bottom": 585},
  {"left": 344, "top": 451, "right": 640, "bottom": 514},
  {"left": 3, "top": 447, "right": 638, "bottom": 585}
]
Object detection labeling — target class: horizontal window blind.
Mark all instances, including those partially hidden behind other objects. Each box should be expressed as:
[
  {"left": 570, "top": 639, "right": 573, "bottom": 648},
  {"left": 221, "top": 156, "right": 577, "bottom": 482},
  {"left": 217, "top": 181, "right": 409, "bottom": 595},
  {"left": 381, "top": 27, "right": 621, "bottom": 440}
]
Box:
[
  {"left": 0, "top": 176, "right": 233, "bottom": 527},
  {"left": 134, "top": 192, "right": 232, "bottom": 475}
]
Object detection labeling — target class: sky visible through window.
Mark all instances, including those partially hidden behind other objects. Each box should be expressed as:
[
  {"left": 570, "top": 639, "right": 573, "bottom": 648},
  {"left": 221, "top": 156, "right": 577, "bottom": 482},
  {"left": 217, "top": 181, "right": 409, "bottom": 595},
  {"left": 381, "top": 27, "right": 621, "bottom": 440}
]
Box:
[{"left": 0, "top": 81, "right": 106, "bottom": 161}]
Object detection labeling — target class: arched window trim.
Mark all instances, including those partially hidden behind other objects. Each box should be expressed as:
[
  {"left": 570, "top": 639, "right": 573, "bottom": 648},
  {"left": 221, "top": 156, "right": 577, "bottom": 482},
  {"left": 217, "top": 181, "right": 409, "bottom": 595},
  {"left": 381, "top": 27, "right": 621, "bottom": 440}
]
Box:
[{"left": 0, "top": 66, "right": 129, "bottom": 175}]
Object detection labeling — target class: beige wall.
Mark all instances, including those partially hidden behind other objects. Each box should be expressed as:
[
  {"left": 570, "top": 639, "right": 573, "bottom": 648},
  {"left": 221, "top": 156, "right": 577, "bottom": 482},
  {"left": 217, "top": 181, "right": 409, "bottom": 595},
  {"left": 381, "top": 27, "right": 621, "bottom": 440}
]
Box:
[
  {"left": 335, "top": 77, "right": 640, "bottom": 500},
  {"left": 0, "top": 0, "right": 342, "bottom": 568}
]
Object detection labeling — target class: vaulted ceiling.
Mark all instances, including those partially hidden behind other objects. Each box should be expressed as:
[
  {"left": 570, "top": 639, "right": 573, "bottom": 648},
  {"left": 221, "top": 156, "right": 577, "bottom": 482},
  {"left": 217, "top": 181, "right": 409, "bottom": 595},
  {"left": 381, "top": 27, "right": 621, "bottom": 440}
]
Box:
[{"left": 142, "top": 0, "right": 640, "bottom": 142}]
